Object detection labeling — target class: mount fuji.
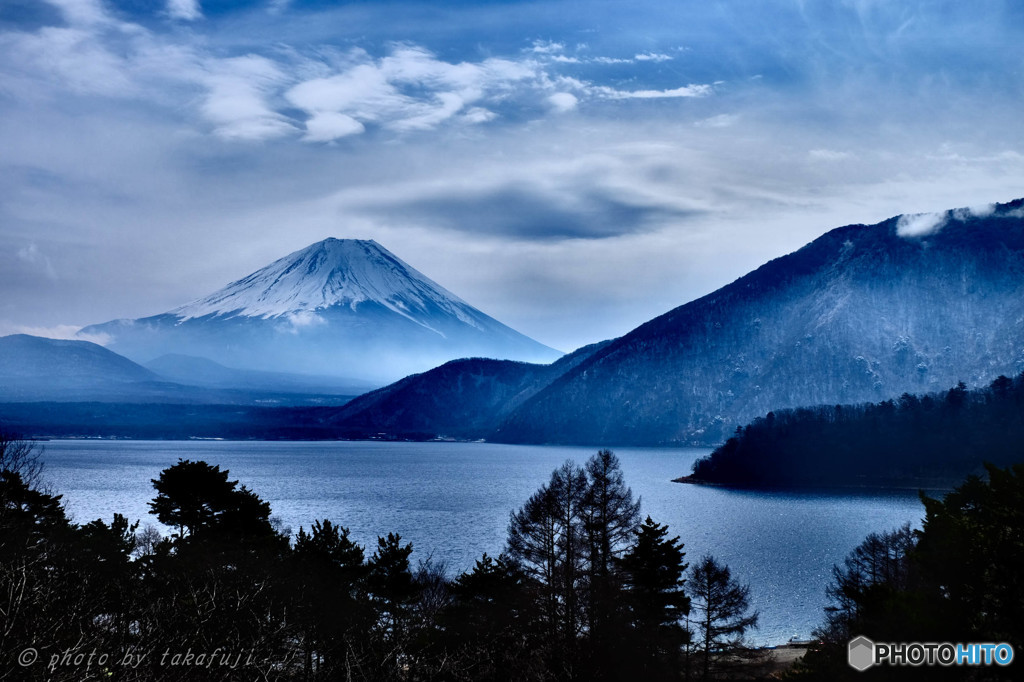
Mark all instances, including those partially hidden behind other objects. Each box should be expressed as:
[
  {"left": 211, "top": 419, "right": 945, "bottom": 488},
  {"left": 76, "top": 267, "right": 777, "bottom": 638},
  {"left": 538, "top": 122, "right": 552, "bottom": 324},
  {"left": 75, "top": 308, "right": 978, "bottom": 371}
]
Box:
[{"left": 80, "top": 239, "right": 560, "bottom": 384}]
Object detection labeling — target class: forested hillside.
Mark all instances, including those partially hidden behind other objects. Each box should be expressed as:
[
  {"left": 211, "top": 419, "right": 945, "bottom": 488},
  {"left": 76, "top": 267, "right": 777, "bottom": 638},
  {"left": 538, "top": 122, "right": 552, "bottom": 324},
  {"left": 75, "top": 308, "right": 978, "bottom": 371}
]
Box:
[{"left": 685, "top": 374, "right": 1024, "bottom": 487}]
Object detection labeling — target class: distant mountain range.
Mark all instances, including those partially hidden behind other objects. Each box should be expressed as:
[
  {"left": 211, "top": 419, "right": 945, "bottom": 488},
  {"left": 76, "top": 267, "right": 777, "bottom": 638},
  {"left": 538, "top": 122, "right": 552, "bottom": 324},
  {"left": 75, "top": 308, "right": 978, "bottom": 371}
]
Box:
[
  {"left": 0, "top": 335, "right": 364, "bottom": 406},
  {"left": 0, "top": 334, "right": 159, "bottom": 401},
  {"left": 143, "top": 354, "right": 375, "bottom": 396},
  {"left": 6, "top": 200, "right": 1024, "bottom": 445},
  {"left": 334, "top": 199, "right": 1024, "bottom": 445},
  {"left": 80, "top": 238, "right": 560, "bottom": 385}
]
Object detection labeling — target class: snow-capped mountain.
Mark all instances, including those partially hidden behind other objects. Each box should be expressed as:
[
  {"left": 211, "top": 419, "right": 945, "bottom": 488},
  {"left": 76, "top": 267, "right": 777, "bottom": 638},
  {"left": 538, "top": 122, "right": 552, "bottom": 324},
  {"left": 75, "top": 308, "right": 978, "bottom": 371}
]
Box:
[
  {"left": 172, "top": 239, "right": 488, "bottom": 329},
  {"left": 80, "top": 239, "right": 560, "bottom": 384}
]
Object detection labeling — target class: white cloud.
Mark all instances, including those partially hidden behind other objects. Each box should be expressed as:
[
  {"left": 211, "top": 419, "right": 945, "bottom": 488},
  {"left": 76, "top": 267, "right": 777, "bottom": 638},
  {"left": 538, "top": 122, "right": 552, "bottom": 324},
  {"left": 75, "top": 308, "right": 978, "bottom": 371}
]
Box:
[
  {"left": 696, "top": 113, "right": 740, "bottom": 128},
  {"left": 598, "top": 84, "right": 712, "bottom": 100},
  {"left": 548, "top": 92, "right": 578, "bottom": 113},
  {"left": 283, "top": 311, "right": 326, "bottom": 332},
  {"left": 4, "top": 26, "right": 136, "bottom": 97},
  {"left": 201, "top": 55, "right": 296, "bottom": 140},
  {"left": 286, "top": 46, "right": 538, "bottom": 138},
  {"left": 303, "top": 112, "right": 365, "bottom": 142},
  {"left": 166, "top": 0, "right": 202, "bottom": 21},
  {"left": 951, "top": 204, "right": 996, "bottom": 221},
  {"left": 462, "top": 107, "right": 497, "bottom": 124},
  {"left": 809, "top": 148, "right": 852, "bottom": 161},
  {"left": 0, "top": 322, "right": 110, "bottom": 345},
  {"left": 45, "top": 0, "right": 110, "bottom": 27},
  {"left": 1, "top": 324, "right": 106, "bottom": 343},
  {"left": 528, "top": 40, "right": 565, "bottom": 55},
  {"left": 17, "top": 243, "right": 58, "bottom": 280},
  {"left": 634, "top": 52, "right": 672, "bottom": 62},
  {"left": 2, "top": 4, "right": 717, "bottom": 149},
  {"left": 896, "top": 212, "right": 949, "bottom": 237}
]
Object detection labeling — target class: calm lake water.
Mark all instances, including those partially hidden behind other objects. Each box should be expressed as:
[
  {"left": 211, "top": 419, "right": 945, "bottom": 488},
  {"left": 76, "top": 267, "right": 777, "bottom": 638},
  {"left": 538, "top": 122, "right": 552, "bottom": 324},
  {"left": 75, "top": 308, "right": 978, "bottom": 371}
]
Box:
[{"left": 39, "top": 439, "right": 927, "bottom": 646}]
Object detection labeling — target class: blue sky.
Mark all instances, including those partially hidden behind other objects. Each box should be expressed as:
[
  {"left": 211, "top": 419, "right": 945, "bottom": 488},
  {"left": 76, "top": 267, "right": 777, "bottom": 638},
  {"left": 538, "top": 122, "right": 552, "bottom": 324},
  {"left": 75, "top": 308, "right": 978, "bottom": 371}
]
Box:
[{"left": 2, "top": 0, "right": 1023, "bottom": 352}]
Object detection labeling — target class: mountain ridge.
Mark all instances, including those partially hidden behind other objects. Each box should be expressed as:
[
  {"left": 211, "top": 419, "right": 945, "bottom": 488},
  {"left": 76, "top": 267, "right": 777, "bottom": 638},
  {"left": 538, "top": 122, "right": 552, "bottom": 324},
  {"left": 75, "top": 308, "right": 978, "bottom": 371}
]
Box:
[{"left": 493, "top": 198, "right": 1024, "bottom": 444}]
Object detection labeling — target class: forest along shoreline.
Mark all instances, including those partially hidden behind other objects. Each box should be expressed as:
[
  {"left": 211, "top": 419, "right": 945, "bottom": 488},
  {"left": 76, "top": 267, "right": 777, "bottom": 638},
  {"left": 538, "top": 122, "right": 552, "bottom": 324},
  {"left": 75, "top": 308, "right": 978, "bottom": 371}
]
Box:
[{"left": 676, "top": 375, "right": 1024, "bottom": 490}]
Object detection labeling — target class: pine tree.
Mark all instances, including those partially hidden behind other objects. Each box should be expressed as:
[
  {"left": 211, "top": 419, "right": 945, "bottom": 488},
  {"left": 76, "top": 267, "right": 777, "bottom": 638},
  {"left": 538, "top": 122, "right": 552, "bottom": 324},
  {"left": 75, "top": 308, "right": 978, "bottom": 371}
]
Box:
[
  {"left": 620, "top": 516, "right": 690, "bottom": 680},
  {"left": 688, "top": 555, "right": 761, "bottom": 681}
]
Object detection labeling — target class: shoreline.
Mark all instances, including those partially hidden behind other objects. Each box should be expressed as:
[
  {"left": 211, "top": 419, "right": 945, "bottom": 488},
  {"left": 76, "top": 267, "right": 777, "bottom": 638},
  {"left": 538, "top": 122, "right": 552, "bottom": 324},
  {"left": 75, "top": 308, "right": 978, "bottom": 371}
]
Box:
[{"left": 674, "top": 474, "right": 955, "bottom": 493}]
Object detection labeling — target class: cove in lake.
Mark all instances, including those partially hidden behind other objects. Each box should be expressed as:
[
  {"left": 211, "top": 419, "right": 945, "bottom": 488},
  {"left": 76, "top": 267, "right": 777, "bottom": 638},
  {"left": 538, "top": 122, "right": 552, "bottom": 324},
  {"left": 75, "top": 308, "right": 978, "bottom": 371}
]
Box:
[{"left": 39, "top": 439, "right": 925, "bottom": 646}]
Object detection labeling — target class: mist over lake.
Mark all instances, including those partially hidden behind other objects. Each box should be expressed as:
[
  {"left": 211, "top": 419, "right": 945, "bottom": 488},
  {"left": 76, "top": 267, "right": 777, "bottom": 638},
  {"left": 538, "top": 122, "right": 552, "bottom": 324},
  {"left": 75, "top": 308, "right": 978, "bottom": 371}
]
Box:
[{"left": 41, "top": 439, "right": 925, "bottom": 646}]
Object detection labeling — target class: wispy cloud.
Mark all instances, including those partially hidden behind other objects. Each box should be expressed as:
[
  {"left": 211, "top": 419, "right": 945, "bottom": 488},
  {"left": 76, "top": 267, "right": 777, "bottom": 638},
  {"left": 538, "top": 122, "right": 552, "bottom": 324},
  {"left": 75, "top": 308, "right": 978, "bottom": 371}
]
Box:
[
  {"left": 896, "top": 212, "right": 948, "bottom": 237},
  {"left": 285, "top": 46, "right": 541, "bottom": 140},
  {"left": 634, "top": 52, "right": 673, "bottom": 62},
  {"left": 201, "top": 55, "right": 296, "bottom": 140},
  {"left": 695, "top": 113, "right": 740, "bottom": 128},
  {"left": 808, "top": 148, "right": 852, "bottom": 161},
  {"left": 166, "top": 0, "right": 202, "bottom": 22},
  {"left": 596, "top": 84, "right": 712, "bottom": 100},
  {"left": 2, "top": 6, "right": 713, "bottom": 145},
  {"left": 17, "top": 243, "right": 58, "bottom": 280}
]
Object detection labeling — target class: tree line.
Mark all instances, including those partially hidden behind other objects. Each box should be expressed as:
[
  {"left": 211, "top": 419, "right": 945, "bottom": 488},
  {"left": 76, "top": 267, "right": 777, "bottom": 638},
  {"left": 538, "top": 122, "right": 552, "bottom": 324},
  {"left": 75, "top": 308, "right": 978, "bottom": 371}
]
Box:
[
  {"left": 1, "top": 438, "right": 764, "bottom": 681},
  {"left": 687, "top": 373, "right": 1024, "bottom": 487}
]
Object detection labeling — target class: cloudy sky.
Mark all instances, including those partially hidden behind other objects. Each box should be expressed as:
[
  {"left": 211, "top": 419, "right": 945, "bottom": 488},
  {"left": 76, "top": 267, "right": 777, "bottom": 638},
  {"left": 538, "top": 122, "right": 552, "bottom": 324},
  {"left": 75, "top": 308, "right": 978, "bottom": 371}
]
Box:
[{"left": 2, "top": 0, "right": 1023, "bottom": 353}]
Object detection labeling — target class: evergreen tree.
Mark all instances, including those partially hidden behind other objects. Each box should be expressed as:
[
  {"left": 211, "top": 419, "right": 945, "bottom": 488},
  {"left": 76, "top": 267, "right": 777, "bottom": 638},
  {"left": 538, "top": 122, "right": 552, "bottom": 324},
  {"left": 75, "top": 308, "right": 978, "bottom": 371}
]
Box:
[
  {"left": 916, "top": 463, "right": 1024, "bottom": 653},
  {"left": 620, "top": 516, "right": 691, "bottom": 681},
  {"left": 688, "top": 555, "right": 761, "bottom": 681},
  {"left": 292, "top": 519, "right": 368, "bottom": 678},
  {"left": 442, "top": 553, "right": 544, "bottom": 681},
  {"left": 366, "top": 532, "right": 420, "bottom": 679}
]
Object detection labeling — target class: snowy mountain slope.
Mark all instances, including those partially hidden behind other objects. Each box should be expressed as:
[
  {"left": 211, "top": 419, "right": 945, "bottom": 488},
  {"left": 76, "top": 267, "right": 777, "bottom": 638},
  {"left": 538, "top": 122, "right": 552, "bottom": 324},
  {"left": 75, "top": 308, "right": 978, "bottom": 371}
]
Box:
[
  {"left": 493, "top": 199, "right": 1024, "bottom": 445},
  {"left": 80, "top": 239, "right": 560, "bottom": 384},
  {"left": 172, "top": 239, "right": 484, "bottom": 331}
]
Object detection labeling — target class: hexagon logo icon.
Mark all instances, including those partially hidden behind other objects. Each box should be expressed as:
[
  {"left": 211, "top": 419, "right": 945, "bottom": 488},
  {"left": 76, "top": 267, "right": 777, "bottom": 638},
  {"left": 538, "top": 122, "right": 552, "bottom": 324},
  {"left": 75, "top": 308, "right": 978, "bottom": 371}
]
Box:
[{"left": 848, "top": 636, "right": 875, "bottom": 671}]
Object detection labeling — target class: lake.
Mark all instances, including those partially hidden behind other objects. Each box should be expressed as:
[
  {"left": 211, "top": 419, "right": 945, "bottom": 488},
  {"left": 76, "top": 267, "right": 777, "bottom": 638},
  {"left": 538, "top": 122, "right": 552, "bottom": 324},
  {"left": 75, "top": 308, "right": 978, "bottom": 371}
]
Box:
[{"left": 38, "top": 439, "right": 927, "bottom": 646}]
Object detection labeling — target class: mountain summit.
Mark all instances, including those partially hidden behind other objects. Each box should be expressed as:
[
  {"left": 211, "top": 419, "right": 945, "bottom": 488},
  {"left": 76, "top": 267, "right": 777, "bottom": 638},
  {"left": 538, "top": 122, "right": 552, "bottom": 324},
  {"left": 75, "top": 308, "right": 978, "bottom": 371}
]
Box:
[
  {"left": 81, "top": 239, "right": 559, "bottom": 384},
  {"left": 172, "top": 239, "right": 483, "bottom": 327}
]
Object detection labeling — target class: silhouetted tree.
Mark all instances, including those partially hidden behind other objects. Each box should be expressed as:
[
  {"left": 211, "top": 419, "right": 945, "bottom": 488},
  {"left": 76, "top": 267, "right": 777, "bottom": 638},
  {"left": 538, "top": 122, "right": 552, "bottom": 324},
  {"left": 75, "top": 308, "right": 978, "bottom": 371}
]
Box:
[
  {"left": 688, "top": 555, "right": 761, "bottom": 681},
  {"left": 916, "top": 463, "right": 1024, "bottom": 653},
  {"left": 582, "top": 450, "right": 641, "bottom": 646},
  {"left": 791, "top": 464, "right": 1024, "bottom": 680},
  {"left": 619, "top": 516, "right": 690, "bottom": 681},
  {"left": 292, "top": 519, "right": 369, "bottom": 679},
  {"left": 507, "top": 459, "right": 589, "bottom": 674},
  {"left": 442, "top": 553, "right": 544, "bottom": 681},
  {"left": 365, "top": 532, "right": 419, "bottom": 679}
]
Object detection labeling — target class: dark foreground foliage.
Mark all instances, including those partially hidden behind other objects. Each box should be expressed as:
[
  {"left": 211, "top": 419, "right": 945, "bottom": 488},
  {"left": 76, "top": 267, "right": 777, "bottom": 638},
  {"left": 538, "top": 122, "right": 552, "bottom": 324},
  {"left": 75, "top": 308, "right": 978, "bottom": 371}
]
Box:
[
  {"left": 689, "top": 373, "right": 1024, "bottom": 487},
  {"left": 1, "top": 442, "right": 764, "bottom": 681},
  {"left": 786, "top": 463, "right": 1024, "bottom": 680}
]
